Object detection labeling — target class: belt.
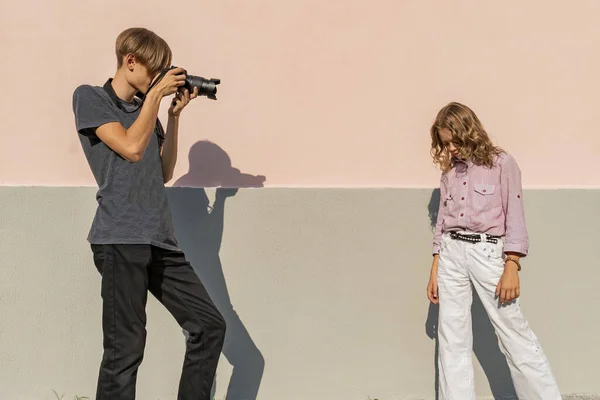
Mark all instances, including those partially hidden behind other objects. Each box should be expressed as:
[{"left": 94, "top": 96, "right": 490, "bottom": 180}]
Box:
[{"left": 449, "top": 231, "right": 503, "bottom": 244}]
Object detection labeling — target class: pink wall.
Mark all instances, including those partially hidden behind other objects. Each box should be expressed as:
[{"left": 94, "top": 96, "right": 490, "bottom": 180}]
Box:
[{"left": 1, "top": 1, "right": 599, "bottom": 187}]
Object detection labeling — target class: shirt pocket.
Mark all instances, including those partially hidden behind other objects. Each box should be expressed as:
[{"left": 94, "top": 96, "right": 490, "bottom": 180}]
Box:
[
  {"left": 472, "top": 184, "right": 497, "bottom": 211},
  {"left": 473, "top": 184, "right": 496, "bottom": 195}
]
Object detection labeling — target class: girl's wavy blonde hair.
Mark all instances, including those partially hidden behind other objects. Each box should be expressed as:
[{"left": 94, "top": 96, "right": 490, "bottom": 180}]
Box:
[{"left": 430, "top": 102, "right": 503, "bottom": 173}]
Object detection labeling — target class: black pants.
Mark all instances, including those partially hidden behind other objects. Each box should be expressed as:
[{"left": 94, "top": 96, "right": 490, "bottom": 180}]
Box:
[{"left": 91, "top": 244, "right": 226, "bottom": 400}]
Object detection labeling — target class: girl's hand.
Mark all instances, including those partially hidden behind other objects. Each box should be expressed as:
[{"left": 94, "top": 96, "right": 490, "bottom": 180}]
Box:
[
  {"left": 427, "top": 257, "right": 439, "bottom": 304},
  {"left": 496, "top": 262, "right": 520, "bottom": 304}
]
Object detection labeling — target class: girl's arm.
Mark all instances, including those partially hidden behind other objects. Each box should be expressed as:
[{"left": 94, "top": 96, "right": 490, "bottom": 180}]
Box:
[
  {"left": 501, "top": 154, "right": 529, "bottom": 257},
  {"left": 432, "top": 175, "right": 448, "bottom": 255}
]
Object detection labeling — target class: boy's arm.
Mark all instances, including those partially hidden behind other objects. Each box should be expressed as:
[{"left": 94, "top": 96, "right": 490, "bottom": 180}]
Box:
[
  {"left": 94, "top": 91, "right": 163, "bottom": 162},
  {"left": 160, "top": 114, "right": 179, "bottom": 183},
  {"left": 160, "top": 86, "right": 198, "bottom": 183},
  {"left": 73, "top": 69, "right": 184, "bottom": 162}
]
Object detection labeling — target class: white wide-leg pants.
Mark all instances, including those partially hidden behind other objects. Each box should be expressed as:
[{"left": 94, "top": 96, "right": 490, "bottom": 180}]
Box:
[{"left": 437, "top": 232, "right": 561, "bottom": 400}]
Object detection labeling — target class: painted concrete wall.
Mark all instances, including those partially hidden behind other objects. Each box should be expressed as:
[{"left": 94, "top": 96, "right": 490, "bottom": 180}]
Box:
[
  {"left": 1, "top": 0, "right": 600, "bottom": 187},
  {"left": 1, "top": 1, "right": 600, "bottom": 399},
  {"left": 1, "top": 187, "right": 599, "bottom": 399}
]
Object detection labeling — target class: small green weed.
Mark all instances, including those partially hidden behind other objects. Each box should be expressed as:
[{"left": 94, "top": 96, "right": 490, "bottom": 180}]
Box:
[{"left": 52, "top": 389, "right": 89, "bottom": 400}]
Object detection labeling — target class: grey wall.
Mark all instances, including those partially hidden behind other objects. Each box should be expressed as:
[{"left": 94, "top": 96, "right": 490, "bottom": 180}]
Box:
[{"left": 0, "top": 187, "right": 598, "bottom": 400}]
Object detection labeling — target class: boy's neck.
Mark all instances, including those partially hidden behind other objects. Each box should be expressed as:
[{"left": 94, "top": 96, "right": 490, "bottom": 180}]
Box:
[{"left": 111, "top": 69, "right": 137, "bottom": 103}]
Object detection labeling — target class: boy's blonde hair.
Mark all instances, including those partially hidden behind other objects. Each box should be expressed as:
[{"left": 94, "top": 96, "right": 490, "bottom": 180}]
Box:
[
  {"left": 430, "top": 102, "right": 503, "bottom": 173},
  {"left": 115, "top": 28, "right": 172, "bottom": 76}
]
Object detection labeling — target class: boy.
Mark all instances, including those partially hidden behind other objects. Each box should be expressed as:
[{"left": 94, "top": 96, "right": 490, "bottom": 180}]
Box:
[{"left": 72, "top": 27, "right": 226, "bottom": 400}]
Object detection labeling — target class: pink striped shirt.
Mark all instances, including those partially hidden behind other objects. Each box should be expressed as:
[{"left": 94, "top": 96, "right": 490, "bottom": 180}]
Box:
[{"left": 432, "top": 152, "right": 529, "bottom": 256}]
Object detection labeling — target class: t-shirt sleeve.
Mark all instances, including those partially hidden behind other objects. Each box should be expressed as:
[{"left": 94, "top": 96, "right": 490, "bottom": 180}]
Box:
[{"left": 72, "top": 85, "right": 120, "bottom": 137}]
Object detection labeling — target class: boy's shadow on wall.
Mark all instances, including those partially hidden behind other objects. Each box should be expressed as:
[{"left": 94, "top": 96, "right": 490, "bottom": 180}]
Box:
[
  {"left": 425, "top": 189, "right": 517, "bottom": 400},
  {"left": 169, "top": 140, "right": 266, "bottom": 400}
]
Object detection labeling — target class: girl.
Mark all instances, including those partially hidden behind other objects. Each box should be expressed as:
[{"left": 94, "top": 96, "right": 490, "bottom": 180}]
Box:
[{"left": 427, "top": 102, "right": 561, "bottom": 399}]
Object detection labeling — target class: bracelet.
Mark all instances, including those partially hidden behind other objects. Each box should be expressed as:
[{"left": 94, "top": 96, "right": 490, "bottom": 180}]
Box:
[{"left": 504, "top": 256, "right": 521, "bottom": 271}]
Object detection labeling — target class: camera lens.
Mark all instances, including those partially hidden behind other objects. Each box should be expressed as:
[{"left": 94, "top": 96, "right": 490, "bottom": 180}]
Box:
[{"left": 185, "top": 75, "right": 220, "bottom": 100}]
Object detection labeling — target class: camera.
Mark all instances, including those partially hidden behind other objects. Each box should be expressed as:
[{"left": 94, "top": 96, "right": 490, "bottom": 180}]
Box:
[{"left": 169, "top": 66, "right": 220, "bottom": 100}]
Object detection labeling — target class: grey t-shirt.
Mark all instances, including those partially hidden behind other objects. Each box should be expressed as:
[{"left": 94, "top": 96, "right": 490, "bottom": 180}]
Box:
[{"left": 72, "top": 84, "right": 179, "bottom": 251}]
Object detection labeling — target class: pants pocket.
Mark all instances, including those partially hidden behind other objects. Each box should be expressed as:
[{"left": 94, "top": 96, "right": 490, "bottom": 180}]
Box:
[
  {"left": 439, "top": 235, "right": 452, "bottom": 253},
  {"left": 91, "top": 244, "right": 107, "bottom": 275}
]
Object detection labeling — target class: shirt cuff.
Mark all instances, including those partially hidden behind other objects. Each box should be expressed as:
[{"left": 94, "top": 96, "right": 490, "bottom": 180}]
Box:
[
  {"left": 503, "top": 243, "right": 528, "bottom": 257},
  {"left": 432, "top": 244, "right": 440, "bottom": 255}
]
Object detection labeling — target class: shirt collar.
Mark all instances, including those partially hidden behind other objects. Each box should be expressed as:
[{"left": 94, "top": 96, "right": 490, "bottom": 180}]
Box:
[{"left": 452, "top": 157, "right": 473, "bottom": 167}]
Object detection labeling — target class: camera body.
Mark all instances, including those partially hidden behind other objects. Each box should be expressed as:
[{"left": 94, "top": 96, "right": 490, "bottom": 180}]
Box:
[{"left": 169, "top": 66, "right": 220, "bottom": 100}]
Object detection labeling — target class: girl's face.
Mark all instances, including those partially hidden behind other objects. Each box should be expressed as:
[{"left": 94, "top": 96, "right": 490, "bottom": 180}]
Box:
[{"left": 438, "top": 128, "right": 460, "bottom": 159}]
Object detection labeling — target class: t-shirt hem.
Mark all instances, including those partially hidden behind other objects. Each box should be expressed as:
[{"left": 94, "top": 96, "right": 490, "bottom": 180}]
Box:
[{"left": 87, "top": 237, "right": 181, "bottom": 252}]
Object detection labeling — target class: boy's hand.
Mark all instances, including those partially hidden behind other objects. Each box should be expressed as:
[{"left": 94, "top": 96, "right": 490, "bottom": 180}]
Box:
[
  {"left": 151, "top": 67, "right": 187, "bottom": 98},
  {"left": 169, "top": 86, "right": 198, "bottom": 117},
  {"left": 496, "top": 262, "right": 520, "bottom": 304}
]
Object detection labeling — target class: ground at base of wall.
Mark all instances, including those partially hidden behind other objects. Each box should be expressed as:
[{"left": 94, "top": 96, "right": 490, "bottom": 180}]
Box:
[
  {"left": 467, "top": 395, "right": 599, "bottom": 400},
  {"left": 562, "top": 396, "right": 599, "bottom": 400},
  {"left": 415, "top": 395, "right": 600, "bottom": 400},
  {"left": 526, "top": 396, "right": 598, "bottom": 400},
  {"left": 563, "top": 396, "right": 600, "bottom": 400}
]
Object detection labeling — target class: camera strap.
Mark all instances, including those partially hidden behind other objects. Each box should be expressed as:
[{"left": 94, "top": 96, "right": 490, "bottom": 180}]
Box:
[{"left": 102, "top": 78, "right": 143, "bottom": 113}]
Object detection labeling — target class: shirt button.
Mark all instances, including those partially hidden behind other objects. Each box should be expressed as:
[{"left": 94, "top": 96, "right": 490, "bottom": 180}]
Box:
[
  {"left": 461, "top": 197, "right": 465, "bottom": 200},
  {"left": 460, "top": 213, "right": 464, "bottom": 217},
  {"left": 517, "top": 194, "right": 521, "bottom": 198},
  {"left": 463, "top": 182, "right": 467, "bottom": 185},
  {"left": 482, "top": 189, "right": 487, "bottom": 193}
]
